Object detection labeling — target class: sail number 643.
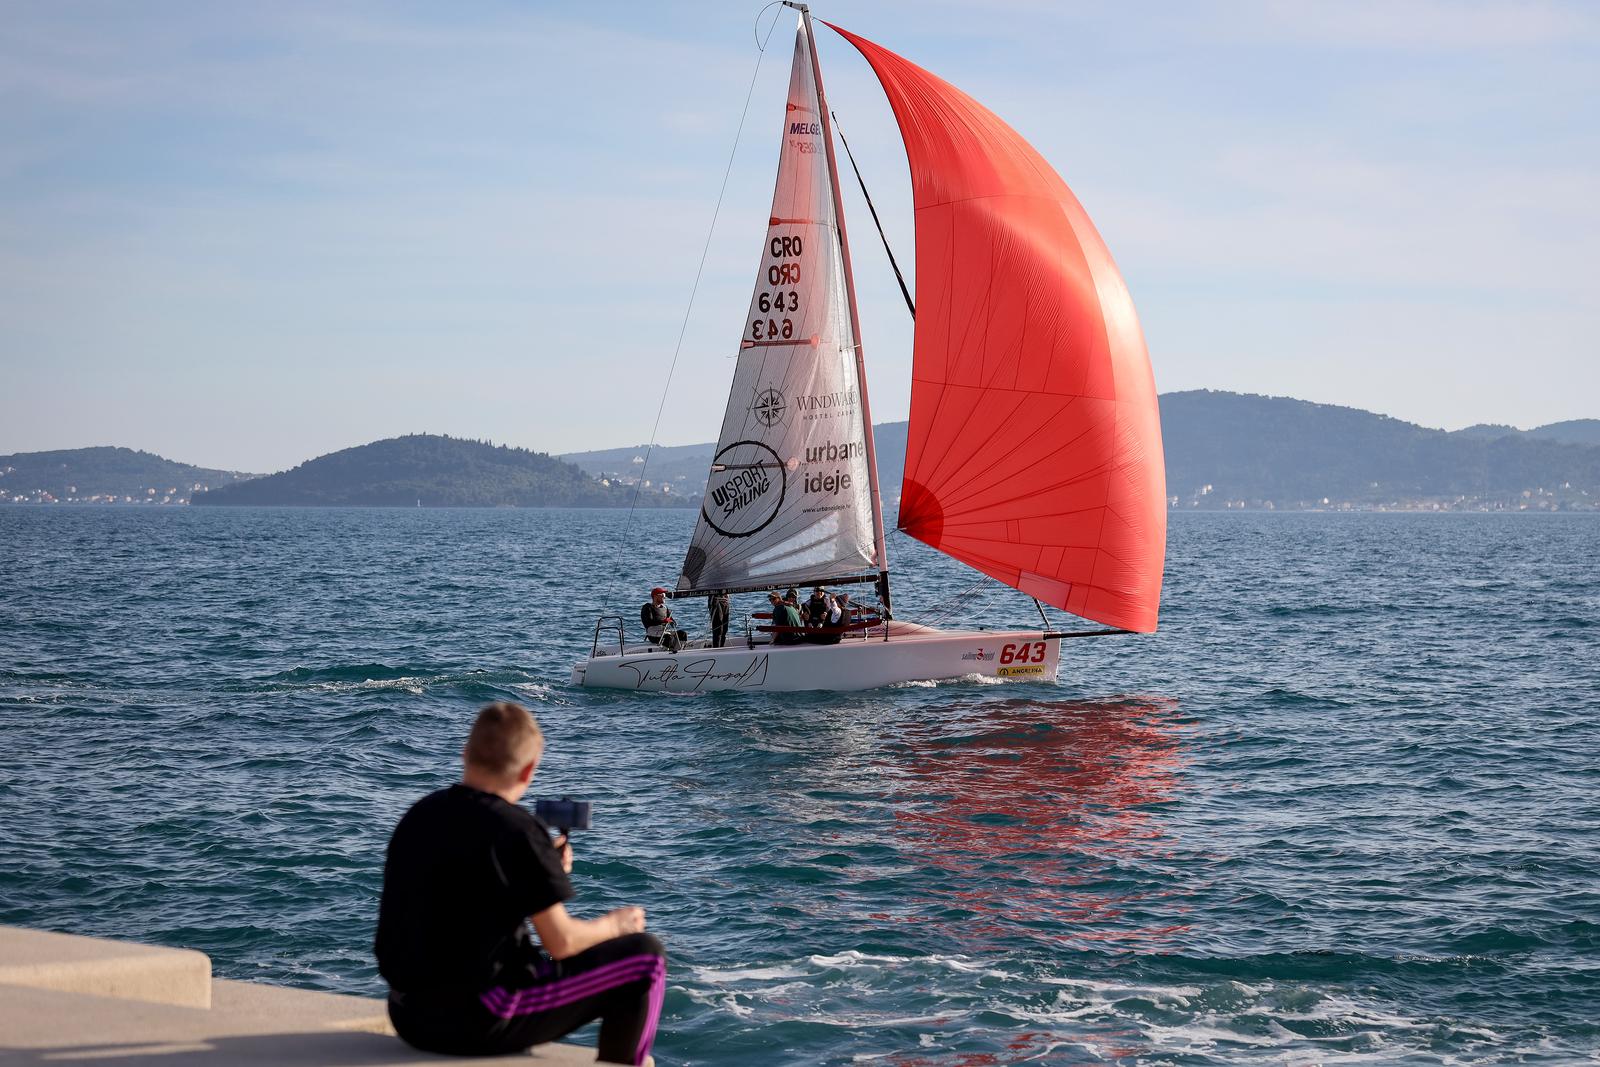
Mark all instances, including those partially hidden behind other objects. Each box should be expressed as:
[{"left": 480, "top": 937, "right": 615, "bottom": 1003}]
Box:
[
  {"left": 750, "top": 318, "right": 794, "bottom": 340},
  {"left": 1000, "top": 642, "right": 1047, "bottom": 664},
  {"left": 759, "top": 291, "right": 799, "bottom": 313}
]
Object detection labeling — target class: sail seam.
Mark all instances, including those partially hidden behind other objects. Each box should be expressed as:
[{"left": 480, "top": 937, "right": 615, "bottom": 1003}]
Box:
[
  {"left": 936, "top": 456, "right": 1121, "bottom": 521},
  {"left": 918, "top": 391, "right": 1037, "bottom": 507},
  {"left": 928, "top": 400, "right": 1094, "bottom": 514},
  {"left": 902, "top": 214, "right": 964, "bottom": 520}
]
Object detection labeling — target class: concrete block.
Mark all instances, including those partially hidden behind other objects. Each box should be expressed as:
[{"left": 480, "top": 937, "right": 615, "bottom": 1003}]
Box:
[
  {"left": 0, "top": 929, "right": 624, "bottom": 1064},
  {"left": 0, "top": 983, "right": 604, "bottom": 1064},
  {"left": 0, "top": 927, "right": 211, "bottom": 1009}
]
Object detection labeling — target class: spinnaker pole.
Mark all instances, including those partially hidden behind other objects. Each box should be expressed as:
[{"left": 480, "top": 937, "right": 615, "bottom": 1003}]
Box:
[{"left": 794, "top": 2, "right": 893, "bottom": 618}]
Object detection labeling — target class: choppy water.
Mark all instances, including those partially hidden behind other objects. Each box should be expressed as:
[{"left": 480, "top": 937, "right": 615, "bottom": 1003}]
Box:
[{"left": 2, "top": 507, "right": 1597, "bottom": 1064}]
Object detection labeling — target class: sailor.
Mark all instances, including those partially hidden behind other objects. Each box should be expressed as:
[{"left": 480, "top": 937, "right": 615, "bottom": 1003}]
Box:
[
  {"left": 767, "top": 591, "right": 805, "bottom": 646},
  {"left": 803, "top": 586, "right": 832, "bottom": 628},
  {"left": 834, "top": 591, "right": 854, "bottom": 624},
  {"left": 707, "top": 591, "right": 730, "bottom": 649},
  {"left": 807, "top": 587, "right": 844, "bottom": 645},
  {"left": 640, "top": 587, "right": 686, "bottom": 650}
]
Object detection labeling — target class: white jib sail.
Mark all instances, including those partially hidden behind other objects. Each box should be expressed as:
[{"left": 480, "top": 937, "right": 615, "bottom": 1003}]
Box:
[{"left": 677, "top": 20, "right": 878, "bottom": 596}]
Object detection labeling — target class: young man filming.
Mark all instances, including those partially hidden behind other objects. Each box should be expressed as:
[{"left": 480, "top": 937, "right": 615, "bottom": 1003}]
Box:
[{"left": 375, "top": 702, "right": 666, "bottom": 1064}]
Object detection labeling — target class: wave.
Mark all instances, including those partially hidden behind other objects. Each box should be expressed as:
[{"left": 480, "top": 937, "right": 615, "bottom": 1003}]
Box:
[
  {"left": 230, "top": 664, "right": 561, "bottom": 702},
  {"left": 888, "top": 672, "right": 1012, "bottom": 690},
  {"left": 672, "top": 946, "right": 1550, "bottom": 1063}
]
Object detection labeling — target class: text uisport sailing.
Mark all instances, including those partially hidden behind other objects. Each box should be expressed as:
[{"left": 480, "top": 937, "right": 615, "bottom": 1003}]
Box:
[{"left": 712, "top": 467, "right": 770, "bottom": 516}]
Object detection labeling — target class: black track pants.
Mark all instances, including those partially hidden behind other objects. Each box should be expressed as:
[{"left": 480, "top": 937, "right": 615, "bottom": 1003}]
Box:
[{"left": 389, "top": 933, "right": 667, "bottom": 1064}]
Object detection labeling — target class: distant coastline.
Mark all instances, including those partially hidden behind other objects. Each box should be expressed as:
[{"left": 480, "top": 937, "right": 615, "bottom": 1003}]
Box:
[
  {"left": 189, "top": 434, "right": 685, "bottom": 509},
  {"left": 4, "top": 392, "right": 1598, "bottom": 512}
]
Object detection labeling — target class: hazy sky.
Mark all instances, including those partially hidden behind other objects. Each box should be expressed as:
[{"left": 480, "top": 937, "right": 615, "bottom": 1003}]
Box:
[{"left": 2, "top": 1, "right": 1595, "bottom": 472}]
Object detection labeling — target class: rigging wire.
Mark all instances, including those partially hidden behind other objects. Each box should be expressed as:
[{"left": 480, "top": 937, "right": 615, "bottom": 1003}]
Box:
[
  {"left": 831, "top": 110, "right": 915, "bottom": 319},
  {"left": 884, "top": 526, "right": 1061, "bottom": 633},
  {"left": 610, "top": 8, "right": 785, "bottom": 596},
  {"left": 917, "top": 571, "right": 1012, "bottom": 631}
]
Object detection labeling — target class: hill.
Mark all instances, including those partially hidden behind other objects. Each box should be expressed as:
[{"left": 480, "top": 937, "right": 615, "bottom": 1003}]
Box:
[
  {"left": 563, "top": 428, "right": 911, "bottom": 505},
  {"left": 559, "top": 441, "right": 719, "bottom": 497},
  {"left": 1452, "top": 419, "right": 1600, "bottom": 447},
  {"left": 192, "top": 435, "right": 684, "bottom": 508},
  {"left": 1529, "top": 420, "right": 1600, "bottom": 446},
  {"left": 1160, "top": 391, "right": 1600, "bottom": 508},
  {"left": 574, "top": 393, "right": 1599, "bottom": 512},
  {"left": 9, "top": 394, "right": 1596, "bottom": 512},
  {"left": 0, "top": 447, "right": 257, "bottom": 505}
]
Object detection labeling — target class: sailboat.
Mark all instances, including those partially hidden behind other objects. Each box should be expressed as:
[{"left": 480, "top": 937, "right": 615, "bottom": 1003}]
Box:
[{"left": 572, "top": 5, "right": 1165, "bottom": 693}]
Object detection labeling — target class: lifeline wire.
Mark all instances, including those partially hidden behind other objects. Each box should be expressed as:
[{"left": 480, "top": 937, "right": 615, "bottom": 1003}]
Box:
[
  {"left": 876, "top": 527, "right": 994, "bottom": 629},
  {"left": 612, "top": 9, "right": 785, "bottom": 592},
  {"left": 883, "top": 526, "right": 1048, "bottom": 631}
]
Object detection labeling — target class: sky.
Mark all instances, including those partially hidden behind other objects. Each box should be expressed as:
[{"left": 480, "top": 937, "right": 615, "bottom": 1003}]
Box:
[{"left": 1, "top": 0, "right": 1596, "bottom": 473}]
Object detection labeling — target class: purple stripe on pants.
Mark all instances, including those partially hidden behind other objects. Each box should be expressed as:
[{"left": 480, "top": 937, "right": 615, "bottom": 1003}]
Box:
[
  {"left": 481, "top": 958, "right": 647, "bottom": 1012},
  {"left": 481, "top": 959, "right": 657, "bottom": 1018},
  {"left": 635, "top": 954, "right": 666, "bottom": 1066},
  {"left": 480, "top": 953, "right": 664, "bottom": 1019},
  {"left": 480, "top": 953, "right": 667, "bottom": 1065}
]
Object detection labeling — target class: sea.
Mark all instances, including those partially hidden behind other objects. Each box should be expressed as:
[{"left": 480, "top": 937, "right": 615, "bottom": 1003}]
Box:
[{"left": 2, "top": 506, "right": 1597, "bottom": 1065}]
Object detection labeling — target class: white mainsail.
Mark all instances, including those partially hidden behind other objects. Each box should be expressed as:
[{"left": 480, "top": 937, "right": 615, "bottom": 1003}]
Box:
[{"left": 677, "top": 20, "right": 878, "bottom": 596}]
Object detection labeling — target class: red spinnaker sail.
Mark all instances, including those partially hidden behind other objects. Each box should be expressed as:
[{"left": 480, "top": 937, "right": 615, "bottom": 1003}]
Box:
[{"left": 826, "top": 24, "right": 1166, "bottom": 633}]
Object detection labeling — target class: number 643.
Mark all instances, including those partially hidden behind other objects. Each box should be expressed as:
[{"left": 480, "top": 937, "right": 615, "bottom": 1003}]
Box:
[{"left": 1000, "top": 642, "right": 1046, "bottom": 664}]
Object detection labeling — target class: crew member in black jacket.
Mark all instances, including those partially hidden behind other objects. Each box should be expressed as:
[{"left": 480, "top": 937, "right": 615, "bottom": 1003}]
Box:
[{"left": 640, "top": 587, "right": 686, "bottom": 649}]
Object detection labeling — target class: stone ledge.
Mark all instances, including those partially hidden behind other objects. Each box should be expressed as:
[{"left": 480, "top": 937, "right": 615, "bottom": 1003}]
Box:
[
  {"left": 0, "top": 927, "right": 211, "bottom": 1009},
  {"left": 0, "top": 983, "right": 598, "bottom": 1064},
  {"left": 0, "top": 927, "right": 610, "bottom": 1065}
]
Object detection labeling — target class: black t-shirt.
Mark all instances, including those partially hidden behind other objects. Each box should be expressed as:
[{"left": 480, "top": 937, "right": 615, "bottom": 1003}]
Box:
[{"left": 375, "top": 784, "right": 573, "bottom": 993}]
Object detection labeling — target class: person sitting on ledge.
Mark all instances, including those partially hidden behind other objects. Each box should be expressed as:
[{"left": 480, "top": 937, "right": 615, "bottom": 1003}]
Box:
[{"left": 375, "top": 701, "right": 666, "bottom": 1064}]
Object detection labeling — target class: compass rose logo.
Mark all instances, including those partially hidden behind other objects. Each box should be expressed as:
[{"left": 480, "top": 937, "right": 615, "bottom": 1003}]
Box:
[{"left": 751, "top": 387, "right": 786, "bottom": 428}]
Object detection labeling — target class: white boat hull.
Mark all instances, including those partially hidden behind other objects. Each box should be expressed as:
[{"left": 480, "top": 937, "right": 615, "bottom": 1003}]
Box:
[{"left": 570, "top": 622, "right": 1060, "bottom": 693}]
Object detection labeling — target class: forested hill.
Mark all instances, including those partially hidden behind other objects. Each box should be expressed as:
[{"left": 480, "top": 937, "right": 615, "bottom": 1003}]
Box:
[
  {"left": 1160, "top": 391, "right": 1600, "bottom": 508},
  {"left": 568, "top": 392, "right": 1600, "bottom": 511},
  {"left": 0, "top": 447, "right": 256, "bottom": 504},
  {"left": 192, "top": 435, "right": 678, "bottom": 508},
  {"left": 1452, "top": 419, "right": 1600, "bottom": 447},
  {"left": 10, "top": 394, "right": 1597, "bottom": 510}
]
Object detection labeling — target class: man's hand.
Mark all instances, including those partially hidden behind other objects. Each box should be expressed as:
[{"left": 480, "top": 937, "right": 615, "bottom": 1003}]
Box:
[
  {"left": 608, "top": 906, "right": 646, "bottom": 937},
  {"left": 554, "top": 833, "right": 573, "bottom": 875},
  {"left": 531, "top": 902, "right": 645, "bottom": 960}
]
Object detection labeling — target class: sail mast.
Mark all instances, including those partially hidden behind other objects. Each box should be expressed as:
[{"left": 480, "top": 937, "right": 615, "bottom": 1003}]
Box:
[{"left": 794, "top": 2, "right": 893, "bottom": 617}]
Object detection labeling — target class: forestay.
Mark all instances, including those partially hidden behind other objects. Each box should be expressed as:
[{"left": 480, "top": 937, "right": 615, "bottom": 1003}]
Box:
[{"left": 677, "top": 19, "right": 879, "bottom": 596}]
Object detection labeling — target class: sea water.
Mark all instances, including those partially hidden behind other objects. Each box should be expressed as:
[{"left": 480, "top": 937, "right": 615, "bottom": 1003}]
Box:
[{"left": 1, "top": 507, "right": 1596, "bottom": 1064}]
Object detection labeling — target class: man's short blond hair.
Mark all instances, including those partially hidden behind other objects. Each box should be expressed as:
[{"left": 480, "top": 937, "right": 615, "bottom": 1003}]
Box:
[{"left": 464, "top": 701, "right": 543, "bottom": 776}]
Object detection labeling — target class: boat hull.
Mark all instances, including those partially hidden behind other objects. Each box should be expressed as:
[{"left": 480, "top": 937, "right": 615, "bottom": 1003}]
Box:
[{"left": 570, "top": 625, "right": 1060, "bottom": 693}]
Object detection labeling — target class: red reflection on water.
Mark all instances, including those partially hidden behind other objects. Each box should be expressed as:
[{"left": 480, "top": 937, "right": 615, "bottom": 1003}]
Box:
[
  {"left": 879, "top": 696, "right": 1191, "bottom": 952},
  {"left": 879, "top": 1027, "right": 1147, "bottom": 1066}
]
